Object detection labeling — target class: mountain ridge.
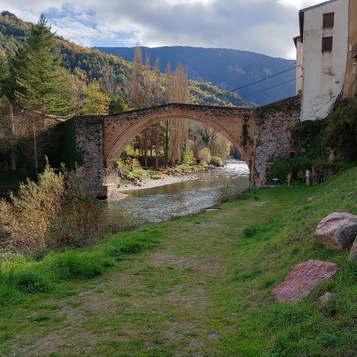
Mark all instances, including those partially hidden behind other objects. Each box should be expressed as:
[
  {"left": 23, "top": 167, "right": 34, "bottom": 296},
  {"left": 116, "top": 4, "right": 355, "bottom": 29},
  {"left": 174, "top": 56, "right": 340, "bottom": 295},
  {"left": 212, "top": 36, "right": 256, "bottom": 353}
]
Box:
[{"left": 96, "top": 45, "right": 297, "bottom": 105}]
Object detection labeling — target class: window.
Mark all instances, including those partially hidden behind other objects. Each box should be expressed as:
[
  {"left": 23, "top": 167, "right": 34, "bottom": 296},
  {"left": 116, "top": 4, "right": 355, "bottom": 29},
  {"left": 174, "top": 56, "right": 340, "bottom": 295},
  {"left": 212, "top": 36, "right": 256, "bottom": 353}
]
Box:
[
  {"left": 322, "top": 37, "right": 333, "bottom": 52},
  {"left": 323, "top": 13, "right": 334, "bottom": 28}
]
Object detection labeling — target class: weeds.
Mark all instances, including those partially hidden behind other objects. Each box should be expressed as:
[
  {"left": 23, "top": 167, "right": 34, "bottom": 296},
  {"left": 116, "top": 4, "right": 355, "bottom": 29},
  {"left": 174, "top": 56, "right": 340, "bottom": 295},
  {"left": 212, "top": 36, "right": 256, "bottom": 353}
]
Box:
[{"left": 0, "top": 224, "right": 161, "bottom": 307}]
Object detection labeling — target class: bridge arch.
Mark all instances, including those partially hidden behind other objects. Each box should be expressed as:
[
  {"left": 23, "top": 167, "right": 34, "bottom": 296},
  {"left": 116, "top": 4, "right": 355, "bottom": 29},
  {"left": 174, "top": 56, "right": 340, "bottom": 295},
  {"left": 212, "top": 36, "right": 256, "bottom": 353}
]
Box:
[{"left": 103, "top": 104, "right": 254, "bottom": 169}]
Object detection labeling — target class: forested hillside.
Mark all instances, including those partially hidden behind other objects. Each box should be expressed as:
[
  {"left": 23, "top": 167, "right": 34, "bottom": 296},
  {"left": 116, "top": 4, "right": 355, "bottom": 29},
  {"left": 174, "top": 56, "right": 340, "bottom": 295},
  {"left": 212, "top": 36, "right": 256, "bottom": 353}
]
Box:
[
  {"left": 96, "top": 46, "right": 296, "bottom": 105},
  {"left": 0, "top": 12, "right": 251, "bottom": 176},
  {"left": 0, "top": 11, "right": 251, "bottom": 108}
]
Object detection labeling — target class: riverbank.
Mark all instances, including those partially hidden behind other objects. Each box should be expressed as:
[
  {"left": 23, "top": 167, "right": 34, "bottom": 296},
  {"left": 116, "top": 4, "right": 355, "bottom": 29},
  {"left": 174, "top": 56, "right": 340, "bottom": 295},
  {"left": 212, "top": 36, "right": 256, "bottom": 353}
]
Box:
[
  {"left": 117, "top": 173, "right": 199, "bottom": 193},
  {"left": 1, "top": 167, "right": 356, "bottom": 356}
]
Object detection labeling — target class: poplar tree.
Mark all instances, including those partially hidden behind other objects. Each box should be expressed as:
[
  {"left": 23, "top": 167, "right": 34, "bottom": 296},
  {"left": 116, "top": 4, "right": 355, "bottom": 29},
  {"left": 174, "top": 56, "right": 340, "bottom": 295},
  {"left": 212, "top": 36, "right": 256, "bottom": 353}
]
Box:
[
  {"left": 165, "top": 62, "right": 189, "bottom": 166},
  {"left": 142, "top": 54, "right": 152, "bottom": 166},
  {"left": 154, "top": 58, "right": 162, "bottom": 167},
  {"left": 129, "top": 44, "right": 143, "bottom": 110}
]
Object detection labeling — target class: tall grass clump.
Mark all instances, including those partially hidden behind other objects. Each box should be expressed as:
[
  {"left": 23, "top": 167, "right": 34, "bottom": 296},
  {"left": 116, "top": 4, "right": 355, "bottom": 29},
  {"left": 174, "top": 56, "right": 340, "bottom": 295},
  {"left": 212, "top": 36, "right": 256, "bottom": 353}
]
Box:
[
  {"left": 0, "top": 224, "right": 161, "bottom": 307},
  {"left": 0, "top": 254, "right": 52, "bottom": 305}
]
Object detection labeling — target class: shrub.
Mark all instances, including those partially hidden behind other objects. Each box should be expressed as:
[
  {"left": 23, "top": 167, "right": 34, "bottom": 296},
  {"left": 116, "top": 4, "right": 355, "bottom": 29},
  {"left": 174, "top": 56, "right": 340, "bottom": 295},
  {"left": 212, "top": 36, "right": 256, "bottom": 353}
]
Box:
[
  {"left": 217, "top": 182, "right": 244, "bottom": 203},
  {"left": 0, "top": 164, "right": 114, "bottom": 254},
  {"left": 182, "top": 150, "right": 194, "bottom": 165},
  {"left": 198, "top": 148, "right": 211, "bottom": 165},
  {"left": 211, "top": 156, "right": 224, "bottom": 167},
  {"left": 0, "top": 164, "right": 65, "bottom": 253},
  {"left": 323, "top": 97, "right": 357, "bottom": 162}
]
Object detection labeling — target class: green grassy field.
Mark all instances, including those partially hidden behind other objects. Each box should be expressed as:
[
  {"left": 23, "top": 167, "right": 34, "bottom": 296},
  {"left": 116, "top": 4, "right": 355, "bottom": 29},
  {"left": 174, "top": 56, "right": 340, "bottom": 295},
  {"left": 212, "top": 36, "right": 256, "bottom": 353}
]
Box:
[{"left": 0, "top": 168, "right": 356, "bottom": 356}]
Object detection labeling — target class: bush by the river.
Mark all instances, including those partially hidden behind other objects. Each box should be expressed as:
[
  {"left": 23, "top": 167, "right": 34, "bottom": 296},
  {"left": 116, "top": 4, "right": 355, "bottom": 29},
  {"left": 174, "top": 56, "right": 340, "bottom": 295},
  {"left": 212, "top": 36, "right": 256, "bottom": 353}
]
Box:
[{"left": 0, "top": 164, "right": 126, "bottom": 255}]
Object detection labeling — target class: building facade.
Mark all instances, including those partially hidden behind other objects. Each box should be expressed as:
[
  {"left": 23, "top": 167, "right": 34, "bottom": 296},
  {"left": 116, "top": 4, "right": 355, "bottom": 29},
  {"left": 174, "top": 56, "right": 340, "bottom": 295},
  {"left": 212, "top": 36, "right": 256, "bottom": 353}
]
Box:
[
  {"left": 295, "top": 0, "right": 353, "bottom": 121},
  {"left": 343, "top": 0, "right": 357, "bottom": 97}
]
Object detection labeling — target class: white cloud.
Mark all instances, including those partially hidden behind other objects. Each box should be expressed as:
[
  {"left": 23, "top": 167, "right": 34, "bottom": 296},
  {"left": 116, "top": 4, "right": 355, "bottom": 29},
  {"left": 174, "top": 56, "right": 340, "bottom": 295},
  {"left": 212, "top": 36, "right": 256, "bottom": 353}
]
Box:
[{"left": 0, "top": 0, "right": 327, "bottom": 58}]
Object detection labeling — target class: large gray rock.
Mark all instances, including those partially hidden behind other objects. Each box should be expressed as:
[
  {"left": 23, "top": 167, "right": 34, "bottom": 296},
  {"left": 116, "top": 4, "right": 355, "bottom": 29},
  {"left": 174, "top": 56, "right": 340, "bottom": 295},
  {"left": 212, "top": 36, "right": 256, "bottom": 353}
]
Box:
[
  {"left": 272, "top": 260, "right": 338, "bottom": 302},
  {"left": 314, "top": 212, "right": 357, "bottom": 251},
  {"left": 350, "top": 237, "right": 357, "bottom": 261}
]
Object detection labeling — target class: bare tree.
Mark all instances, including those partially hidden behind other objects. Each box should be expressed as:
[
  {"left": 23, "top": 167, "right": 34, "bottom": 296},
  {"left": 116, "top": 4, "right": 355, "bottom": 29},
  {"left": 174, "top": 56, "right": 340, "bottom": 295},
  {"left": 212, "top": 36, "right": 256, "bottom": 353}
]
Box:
[
  {"left": 154, "top": 58, "right": 161, "bottom": 167},
  {"left": 129, "top": 44, "right": 143, "bottom": 110},
  {"left": 165, "top": 62, "right": 189, "bottom": 166}
]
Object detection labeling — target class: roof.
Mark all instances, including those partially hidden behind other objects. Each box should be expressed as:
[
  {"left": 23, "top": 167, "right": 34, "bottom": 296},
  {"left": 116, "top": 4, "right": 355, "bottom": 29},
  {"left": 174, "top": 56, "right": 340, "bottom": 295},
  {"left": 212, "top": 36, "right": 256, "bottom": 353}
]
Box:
[{"left": 299, "top": 0, "right": 340, "bottom": 14}]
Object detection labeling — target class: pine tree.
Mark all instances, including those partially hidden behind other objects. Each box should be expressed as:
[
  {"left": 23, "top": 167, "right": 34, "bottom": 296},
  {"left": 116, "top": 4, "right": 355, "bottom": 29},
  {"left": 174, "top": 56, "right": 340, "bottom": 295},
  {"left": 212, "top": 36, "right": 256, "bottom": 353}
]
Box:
[
  {"left": 0, "top": 55, "right": 9, "bottom": 97},
  {"left": 9, "top": 14, "right": 74, "bottom": 116}
]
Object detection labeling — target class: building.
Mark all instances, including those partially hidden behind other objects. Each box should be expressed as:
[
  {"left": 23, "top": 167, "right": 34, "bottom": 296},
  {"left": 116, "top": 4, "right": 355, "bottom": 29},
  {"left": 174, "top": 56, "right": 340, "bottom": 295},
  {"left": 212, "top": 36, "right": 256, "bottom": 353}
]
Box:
[{"left": 295, "top": 0, "right": 357, "bottom": 121}]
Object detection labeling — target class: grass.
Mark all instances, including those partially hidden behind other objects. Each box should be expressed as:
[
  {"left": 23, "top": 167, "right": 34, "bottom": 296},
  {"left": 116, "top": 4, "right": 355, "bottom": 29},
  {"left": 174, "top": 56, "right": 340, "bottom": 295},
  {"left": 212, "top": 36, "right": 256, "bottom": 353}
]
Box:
[{"left": 0, "top": 167, "right": 357, "bottom": 356}]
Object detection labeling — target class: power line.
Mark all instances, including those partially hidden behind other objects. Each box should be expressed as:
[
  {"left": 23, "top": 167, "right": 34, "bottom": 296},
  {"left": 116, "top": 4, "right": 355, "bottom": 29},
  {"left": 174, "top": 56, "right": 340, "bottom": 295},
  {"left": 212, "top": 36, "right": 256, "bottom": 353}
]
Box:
[
  {"left": 230, "top": 65, "right": 300, "bottom": 92},
  {"left": 241, "top": 77, "right": 299, "bottom": 99}
]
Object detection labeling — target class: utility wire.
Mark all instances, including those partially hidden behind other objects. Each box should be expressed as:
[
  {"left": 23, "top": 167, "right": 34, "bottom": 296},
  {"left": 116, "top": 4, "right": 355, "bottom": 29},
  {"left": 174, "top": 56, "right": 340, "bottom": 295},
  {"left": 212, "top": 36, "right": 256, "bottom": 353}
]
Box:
[
  {"left": 230, "top": 65, "right": 300, "bottom": 92},
  {"left": 241, "top": 77, "right": 300, "bottom": 99}
]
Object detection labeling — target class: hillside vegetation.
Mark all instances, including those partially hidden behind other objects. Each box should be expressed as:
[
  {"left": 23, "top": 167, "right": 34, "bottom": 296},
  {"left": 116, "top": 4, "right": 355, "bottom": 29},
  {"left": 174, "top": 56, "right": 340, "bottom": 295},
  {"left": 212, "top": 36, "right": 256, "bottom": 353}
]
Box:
[
  {"left": 0, "top": 11, "right": 251, "bottom": 108},
  {"left": 0, "top": 167, "right": 356, "bottom": 356},
  {"left": 96, "top": 46, "right": 296, "bottom": 105}
]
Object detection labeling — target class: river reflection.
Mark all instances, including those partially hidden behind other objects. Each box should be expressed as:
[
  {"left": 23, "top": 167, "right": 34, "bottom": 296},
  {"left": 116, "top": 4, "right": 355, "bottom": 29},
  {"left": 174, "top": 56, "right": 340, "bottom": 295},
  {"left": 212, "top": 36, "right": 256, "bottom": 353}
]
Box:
[{"left": 107, "top": 160, "right": 249, "bottom": 224}]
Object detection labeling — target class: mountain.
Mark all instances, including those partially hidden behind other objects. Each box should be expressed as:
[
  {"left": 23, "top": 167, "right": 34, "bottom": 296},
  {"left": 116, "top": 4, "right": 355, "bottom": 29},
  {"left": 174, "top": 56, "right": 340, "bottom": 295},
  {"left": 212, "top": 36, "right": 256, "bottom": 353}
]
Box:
[
  {"left": 96, "top": 46, "right": 297, "bottom": 105},
  {"left": 0, "top": 12, "right": 252, "bottom": 108}
]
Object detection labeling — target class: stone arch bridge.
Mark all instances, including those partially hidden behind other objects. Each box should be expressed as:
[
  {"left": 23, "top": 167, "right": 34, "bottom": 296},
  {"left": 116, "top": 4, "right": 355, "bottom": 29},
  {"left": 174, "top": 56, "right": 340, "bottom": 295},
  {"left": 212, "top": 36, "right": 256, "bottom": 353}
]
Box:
[{"left": 59, "top": 96, "right": 300, "bottom": 199}]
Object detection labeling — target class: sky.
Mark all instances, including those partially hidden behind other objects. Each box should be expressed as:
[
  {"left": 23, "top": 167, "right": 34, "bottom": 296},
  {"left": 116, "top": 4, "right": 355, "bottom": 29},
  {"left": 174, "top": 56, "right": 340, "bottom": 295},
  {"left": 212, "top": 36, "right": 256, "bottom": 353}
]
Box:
[{"left": 0, "top": 0, "right": 325, "bottom": 59}]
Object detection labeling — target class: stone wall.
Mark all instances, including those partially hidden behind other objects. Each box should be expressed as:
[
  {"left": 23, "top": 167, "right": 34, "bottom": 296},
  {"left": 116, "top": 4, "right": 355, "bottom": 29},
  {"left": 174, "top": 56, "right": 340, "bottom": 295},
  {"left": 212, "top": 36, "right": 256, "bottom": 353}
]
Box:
[
  {"left": 74, "top": 116, "right": 107, "bottom": 198},
  {"left": 251, "top": 96, "right": 301, "bottom": 186}
]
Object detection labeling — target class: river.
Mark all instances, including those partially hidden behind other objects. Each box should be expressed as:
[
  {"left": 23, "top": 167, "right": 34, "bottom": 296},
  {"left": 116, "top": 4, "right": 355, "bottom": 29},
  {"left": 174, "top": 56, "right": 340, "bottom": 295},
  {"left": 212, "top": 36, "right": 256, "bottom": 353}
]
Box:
[{"left": 106, "top": 160, "right": 249, "bottom": 224}]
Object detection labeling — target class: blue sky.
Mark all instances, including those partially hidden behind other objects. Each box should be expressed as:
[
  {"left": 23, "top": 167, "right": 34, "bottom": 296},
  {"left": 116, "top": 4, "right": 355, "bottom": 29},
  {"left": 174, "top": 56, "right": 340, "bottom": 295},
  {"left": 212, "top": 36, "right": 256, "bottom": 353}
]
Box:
[{"left": 0, "top": 0, "right": 323, "bottom": 59}]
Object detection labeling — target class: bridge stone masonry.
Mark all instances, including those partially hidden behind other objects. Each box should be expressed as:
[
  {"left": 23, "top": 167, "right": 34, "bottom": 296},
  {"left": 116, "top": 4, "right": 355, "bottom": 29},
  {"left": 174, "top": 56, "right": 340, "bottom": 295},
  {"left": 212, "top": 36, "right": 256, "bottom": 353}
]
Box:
[{"left": 70, "top": 96, "right": 301, "bottom": 199}]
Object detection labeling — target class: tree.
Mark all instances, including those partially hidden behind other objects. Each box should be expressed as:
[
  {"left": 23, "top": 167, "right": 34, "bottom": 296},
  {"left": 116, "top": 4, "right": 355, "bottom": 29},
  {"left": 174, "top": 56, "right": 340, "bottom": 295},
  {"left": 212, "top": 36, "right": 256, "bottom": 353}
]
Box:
[
  {"left": 153, "top": 58, "right": 162, "bottom": 167},
  {"left": 0, "top": 54, "right": 9, "bottom": 96},
  {"left": 82, "top": 80, "right": 111, "bottom": 115},
  {"left": 129, "top": 44, "right": 143, "bottom": 110},
  {"left": 109, "top": 96, "right": 129, "bottom": 114},
  {"left": 165, "top": 62, "right": 189, "bottom": 166},
  {"left": 9, "top": 14, "right": 74, "bottom": 116},
  {"left": 142, "top": 54, "right": 152, "bottom": 165}
]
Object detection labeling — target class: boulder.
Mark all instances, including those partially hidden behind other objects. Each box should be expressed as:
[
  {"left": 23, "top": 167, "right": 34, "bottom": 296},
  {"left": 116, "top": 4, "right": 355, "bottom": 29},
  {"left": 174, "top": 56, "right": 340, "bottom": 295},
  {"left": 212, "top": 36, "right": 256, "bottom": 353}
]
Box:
[
  {"left": 314, "top": 212, "right": 357, "bottom": 251},
  {"left": 272, "top": 260, "right": 338, "bottom": 302},
  {"left": 350, "top": 237, "right": 357, "bottom": 261}
]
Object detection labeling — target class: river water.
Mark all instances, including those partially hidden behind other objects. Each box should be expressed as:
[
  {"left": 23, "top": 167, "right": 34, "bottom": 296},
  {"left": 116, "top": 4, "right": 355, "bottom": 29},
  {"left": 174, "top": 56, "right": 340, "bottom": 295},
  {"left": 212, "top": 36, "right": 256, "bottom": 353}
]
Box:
[{"left": 107, "top": 160, "right": 249, "bottom": 224}]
